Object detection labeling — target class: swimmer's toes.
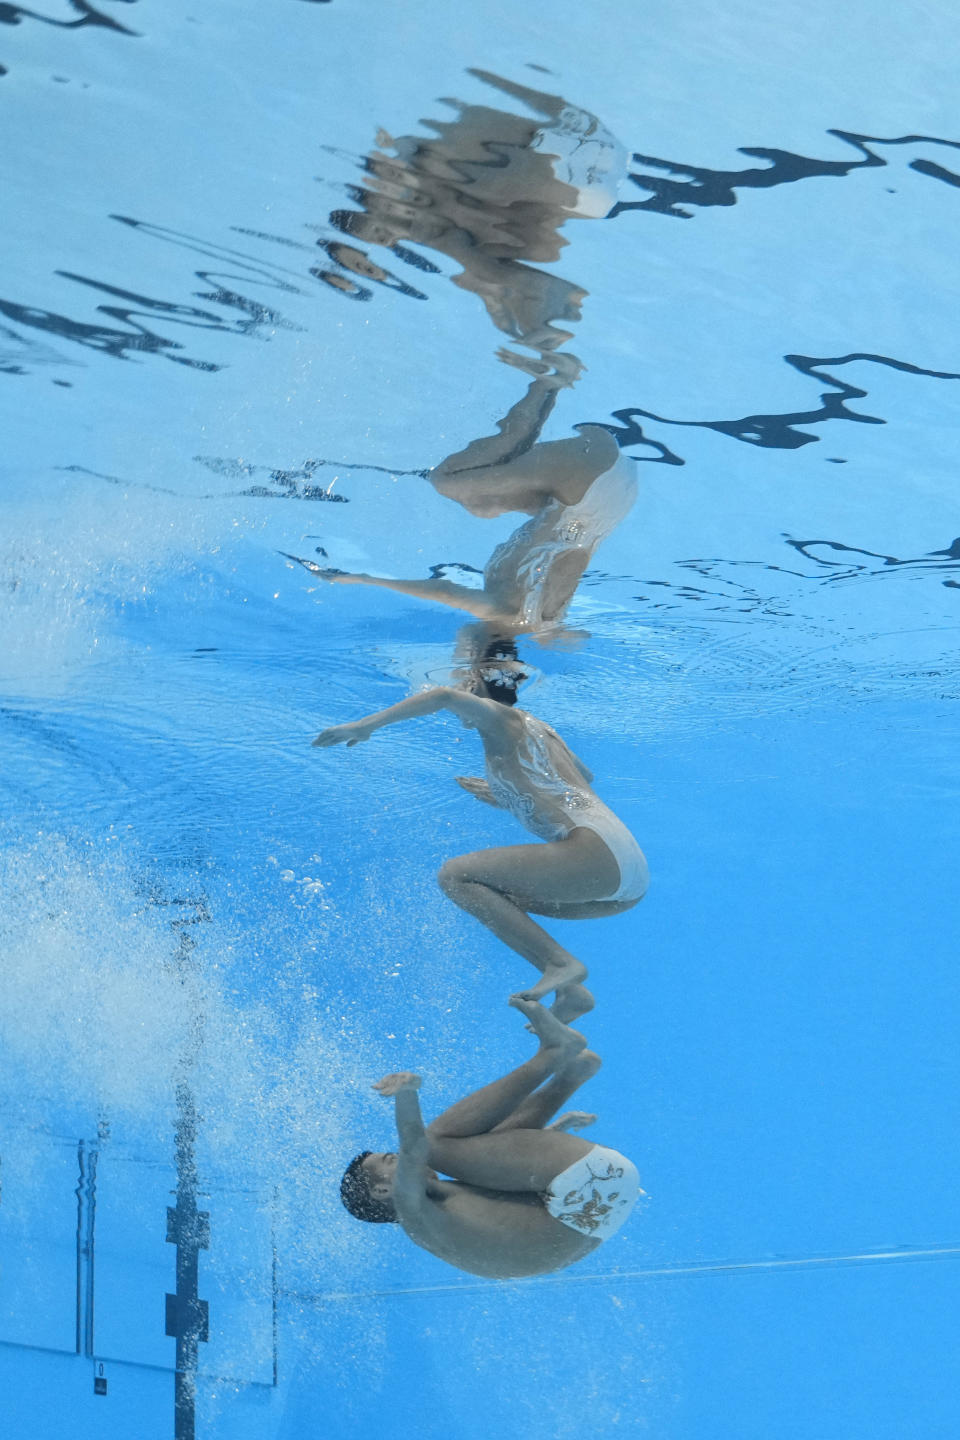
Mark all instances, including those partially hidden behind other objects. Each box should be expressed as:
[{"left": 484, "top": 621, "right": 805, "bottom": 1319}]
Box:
[
  {"left": 510, "top": 996, "right": 585, "bottom": 1052},
  {"left": 508, "top": 994, "right": 539, "bottom": 1018}
]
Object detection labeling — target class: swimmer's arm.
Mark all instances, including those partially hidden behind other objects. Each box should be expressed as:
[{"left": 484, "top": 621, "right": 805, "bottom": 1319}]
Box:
[
  {"left": 438, "top": 689, "right": 524, "bottom": 744},
  {"left": 312, "top": 688, "right": 454, "bottom": 747},
  {"left": 379, "top": 1076, "right": 439, "bottom": 1236},
  {"left": 325, "top": 573, "right": 505, "bottom": 621},
  {"left": 313, "top": 687, "right": 518, "bottom": 748}
]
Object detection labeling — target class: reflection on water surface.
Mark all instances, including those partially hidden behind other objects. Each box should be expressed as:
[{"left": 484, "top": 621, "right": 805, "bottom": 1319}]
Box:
[{"left": 2, "top": 8, "right": 960, "bottom": 1438}]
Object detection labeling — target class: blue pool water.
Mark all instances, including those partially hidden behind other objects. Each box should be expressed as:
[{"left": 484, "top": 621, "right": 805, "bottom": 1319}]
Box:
[{"left": 2, "top": 3, "right": 960, "bottom": 1437}]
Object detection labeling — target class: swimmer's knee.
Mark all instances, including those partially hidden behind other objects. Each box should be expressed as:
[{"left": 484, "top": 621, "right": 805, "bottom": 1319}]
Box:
[{"left": 437, "top": 859, "right": 464, "bottom": 895}]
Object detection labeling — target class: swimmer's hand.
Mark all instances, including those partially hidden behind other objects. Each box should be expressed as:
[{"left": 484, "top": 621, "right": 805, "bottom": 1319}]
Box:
[
  {"left": 455, "top": 775, "right": 502, "bottom": 807},
  {"left": 312, "top": 721, "right": 374, "bottom": 748},
  {"left": 373, "top": 1072, "right": 422, "bottom": 1096},
  {"left": 495, "top": 348, "right": 583, "bottom": 388},
  {"left": 279, "top": 553, "right": 367, "bottom": 586},
  {"left": 495, "top": 347, "right": 554, "bottom": 378}
]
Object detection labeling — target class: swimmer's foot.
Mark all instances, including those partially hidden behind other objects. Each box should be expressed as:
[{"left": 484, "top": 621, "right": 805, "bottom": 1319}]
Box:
[
  {"left": 548, "top": 1110, "right": 598, "bottom": 1133},
  {"left": 522, "top": 983, "right": 594, "bottom": 1031},
  {"left": 508, "top": 997, "right": 585, "bottom": 1060},
  {"left": 509, "top": 955, "right": 587, "bottom": 1007},
  {"left": 549, "top": 983, "right": 595, "bottom": 1025}
]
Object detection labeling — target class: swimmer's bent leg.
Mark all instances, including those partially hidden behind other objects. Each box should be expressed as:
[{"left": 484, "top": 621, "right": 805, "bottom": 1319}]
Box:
[{"left": 429, "top": 1127, "right": 594, "bottom": 1194}]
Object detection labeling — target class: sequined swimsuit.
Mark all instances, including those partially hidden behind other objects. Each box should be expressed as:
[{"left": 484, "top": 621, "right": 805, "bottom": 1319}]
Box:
[
  {"left": 482, "top": 452, "right": 638, "bottom": 630},
  {"left": 484, "top": 712, "right": 649, "bottom": 903}
]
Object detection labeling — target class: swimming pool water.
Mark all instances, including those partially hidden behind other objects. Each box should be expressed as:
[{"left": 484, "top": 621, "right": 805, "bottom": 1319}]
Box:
[{"left": 2, "top": 3, "right": 960, "bottom": 1437}]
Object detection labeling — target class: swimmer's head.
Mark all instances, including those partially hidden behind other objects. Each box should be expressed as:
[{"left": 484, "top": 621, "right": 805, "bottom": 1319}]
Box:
[
  {"left": 340, "top": 1152, "right": 399, "bottom": 1224},
  {"left": 329, "top": 207, "right": 402, "bottom": 251},
  {"left": 468, "top": 668, "right": 523, "bottom": 706},
  {"left": 457, "top": 636, "right": 529, "bottom": 706}
]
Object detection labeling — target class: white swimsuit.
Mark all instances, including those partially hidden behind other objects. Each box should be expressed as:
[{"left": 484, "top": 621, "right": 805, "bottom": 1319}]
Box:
[
  {"left": 484, "top": 712, "right": 649, "bottom": 903},
  {"left": 483, "top": 452, "right": 638, "bottom": 629},
  {"left": 543, "top": 1145, "right": 642, "bottom": 1239}
]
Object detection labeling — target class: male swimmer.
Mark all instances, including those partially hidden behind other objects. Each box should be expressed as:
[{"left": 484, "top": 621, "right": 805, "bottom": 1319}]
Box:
[{"left": 341, "top": 1000, "right": 642, "bottom": 1278}]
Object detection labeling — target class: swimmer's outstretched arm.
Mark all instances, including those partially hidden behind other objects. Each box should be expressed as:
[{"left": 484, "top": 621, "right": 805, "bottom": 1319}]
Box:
[
  {"left": 322, "top": 572, "right": 511, "bottom": 622},
  {"left": 374, "top": 1072, "right": 428, "bottom": 1155},
  {"left": 281, "top": 552, "right": 515, "bottom": 623},
  {"left": 312, "top": 686, "right": 518, "bottom": 749}
]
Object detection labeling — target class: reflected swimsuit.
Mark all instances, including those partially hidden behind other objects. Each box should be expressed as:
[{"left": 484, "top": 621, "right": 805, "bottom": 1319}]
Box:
[{"left": 483, "top": 452, "right": 638, "bottom": 630}]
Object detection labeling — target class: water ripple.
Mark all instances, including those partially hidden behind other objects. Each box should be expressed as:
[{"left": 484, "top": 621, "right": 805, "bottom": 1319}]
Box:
[
  {"left": 611, "top": 129, "right": 960, "bottom": 220},
  {"left": 0, "top": 0, "right": 138, "bottom": 37},
  {"left": 608, "top": 352, "right": 960, "bottom": 455}
]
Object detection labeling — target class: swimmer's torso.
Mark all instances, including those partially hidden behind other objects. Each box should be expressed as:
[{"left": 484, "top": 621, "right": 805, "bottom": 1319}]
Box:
[
  {"left": 482, "top": 710, "right": 619, "bottom": 843},
  {"left": 482, "top": 440, "right": 637, "bottom": 627},
  {"left": 408, "top": 1180, "right": 599, "bottom": 1278},
  {"left": 483, "top": 500, "right": 593, "bottom": 625}
]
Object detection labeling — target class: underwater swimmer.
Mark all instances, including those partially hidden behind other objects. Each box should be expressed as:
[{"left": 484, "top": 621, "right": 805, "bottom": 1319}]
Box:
[
  {"left": 340, "top": 1000, "right": 642, "bottom": 1278},
  {"left": 294, "top": 372, "right": 637, "bottom": 643},
  {"left": 313, "top": 668, "right": 648, "bottom": 1020}
]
